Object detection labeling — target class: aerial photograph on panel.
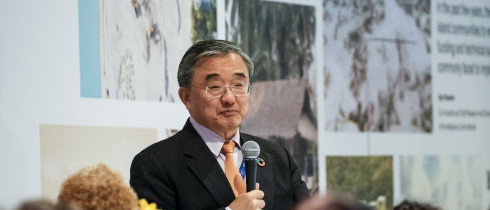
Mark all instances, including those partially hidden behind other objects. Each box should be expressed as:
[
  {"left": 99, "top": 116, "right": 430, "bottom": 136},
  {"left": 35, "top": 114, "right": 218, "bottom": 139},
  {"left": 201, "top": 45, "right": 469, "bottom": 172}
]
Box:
[{"left": 323, "top": 0, "right": 432, "bottom": 132}]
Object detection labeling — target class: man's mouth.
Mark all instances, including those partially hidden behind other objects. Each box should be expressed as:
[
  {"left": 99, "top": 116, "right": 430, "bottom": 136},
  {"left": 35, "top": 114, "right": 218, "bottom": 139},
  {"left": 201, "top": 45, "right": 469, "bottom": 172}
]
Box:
[{"left": 220, "top": 110, "right": 238, "bottom": 116}]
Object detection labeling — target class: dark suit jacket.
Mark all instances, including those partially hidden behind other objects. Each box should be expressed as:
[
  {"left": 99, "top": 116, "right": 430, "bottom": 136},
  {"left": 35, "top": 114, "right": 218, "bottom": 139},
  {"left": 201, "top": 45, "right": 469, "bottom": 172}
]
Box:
[{"left": 130, "top": 119, "right": 309, "bottom": 210}]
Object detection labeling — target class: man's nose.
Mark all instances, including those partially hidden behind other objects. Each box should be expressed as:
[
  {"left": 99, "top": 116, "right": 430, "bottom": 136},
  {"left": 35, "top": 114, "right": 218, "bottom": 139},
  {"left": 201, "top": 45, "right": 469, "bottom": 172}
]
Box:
[{"left": 220, "top": 87, "right": 236, "bottom": 103}]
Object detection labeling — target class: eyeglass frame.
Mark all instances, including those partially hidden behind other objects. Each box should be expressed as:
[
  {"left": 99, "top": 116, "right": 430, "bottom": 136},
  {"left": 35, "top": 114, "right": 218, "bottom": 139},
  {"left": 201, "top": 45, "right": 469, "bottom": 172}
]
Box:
[{"left": 192, "top": 83, "right": 252, "bottom": 98}]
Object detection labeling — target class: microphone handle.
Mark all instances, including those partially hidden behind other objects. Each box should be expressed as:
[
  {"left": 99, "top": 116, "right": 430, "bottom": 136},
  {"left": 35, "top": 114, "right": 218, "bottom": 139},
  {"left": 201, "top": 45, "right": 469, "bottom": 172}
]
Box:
[{"left": 244, "top": 158, "right": 257, "bottom": 192}]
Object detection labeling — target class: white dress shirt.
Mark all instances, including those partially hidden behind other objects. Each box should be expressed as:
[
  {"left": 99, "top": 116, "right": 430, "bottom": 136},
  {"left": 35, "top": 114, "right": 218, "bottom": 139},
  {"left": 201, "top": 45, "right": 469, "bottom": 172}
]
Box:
[{"left": 189, "top": 117, "right": 244, "bottom": 173}]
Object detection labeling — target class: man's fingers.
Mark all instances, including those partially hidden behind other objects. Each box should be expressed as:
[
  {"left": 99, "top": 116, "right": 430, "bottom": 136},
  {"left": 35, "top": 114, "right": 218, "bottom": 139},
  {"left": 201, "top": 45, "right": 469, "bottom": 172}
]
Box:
[
  {"left": 257, "top": 199, "right": 265, "bottom": 208},
  {"left": 252, "top": 196, "right": 265, "bottom": 209},
  {"left": 250, "top": 190, "right": 264, "bottom": 199},
  {"left": 256, "top": 183, "right": 260, "bottom": 190}
]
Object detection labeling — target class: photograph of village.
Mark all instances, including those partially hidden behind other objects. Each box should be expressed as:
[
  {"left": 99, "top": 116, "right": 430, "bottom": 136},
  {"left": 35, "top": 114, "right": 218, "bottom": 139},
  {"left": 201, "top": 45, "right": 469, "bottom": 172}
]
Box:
[{"left": 225, "top": 0, "right": 319, "bottom": 192}]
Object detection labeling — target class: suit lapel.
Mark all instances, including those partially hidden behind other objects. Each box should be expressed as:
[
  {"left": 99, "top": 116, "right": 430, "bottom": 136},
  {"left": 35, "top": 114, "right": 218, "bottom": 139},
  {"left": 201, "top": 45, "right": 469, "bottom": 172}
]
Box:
[{"left": 181, "top": 120, "right": 236, "bottom": 207}]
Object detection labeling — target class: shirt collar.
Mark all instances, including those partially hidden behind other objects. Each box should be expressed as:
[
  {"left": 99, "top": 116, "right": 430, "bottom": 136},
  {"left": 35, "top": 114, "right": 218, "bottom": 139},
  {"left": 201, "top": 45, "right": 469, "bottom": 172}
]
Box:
[{"left": 189, "top": 117, "right": 241, "bottom": 157}]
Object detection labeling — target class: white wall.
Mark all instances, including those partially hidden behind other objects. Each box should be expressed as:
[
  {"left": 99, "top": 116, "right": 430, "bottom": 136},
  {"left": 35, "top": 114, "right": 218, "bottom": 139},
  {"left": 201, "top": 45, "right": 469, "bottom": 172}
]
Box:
[
  {"left": 1, "top": 0, "right": 489, "bottom": 209},
  {"left": 0, "top": 1, "right": 188, "bottom": 209}
]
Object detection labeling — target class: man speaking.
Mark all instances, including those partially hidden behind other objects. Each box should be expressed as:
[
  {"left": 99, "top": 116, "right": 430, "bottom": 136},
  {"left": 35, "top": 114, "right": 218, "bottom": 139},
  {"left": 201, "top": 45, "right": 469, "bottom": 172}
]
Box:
[{"left": 130, "top": 40, "right": 308, "bottom": 209}]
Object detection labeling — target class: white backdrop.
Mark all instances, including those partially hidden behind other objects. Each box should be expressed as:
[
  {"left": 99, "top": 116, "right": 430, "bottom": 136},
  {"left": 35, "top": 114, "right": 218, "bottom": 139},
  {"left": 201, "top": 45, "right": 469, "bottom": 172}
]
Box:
[
  {"left": 0, "top": 1, "right": 188, "bottom": 209},
  {"left": 0, "top": 0, "right": 489, "bottom": 210}
]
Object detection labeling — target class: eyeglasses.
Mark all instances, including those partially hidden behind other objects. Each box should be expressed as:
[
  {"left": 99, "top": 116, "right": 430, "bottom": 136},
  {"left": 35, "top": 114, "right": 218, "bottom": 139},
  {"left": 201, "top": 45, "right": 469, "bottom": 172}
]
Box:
[{"left": 193, "top": 83, "right": 251, "bottom": 98}]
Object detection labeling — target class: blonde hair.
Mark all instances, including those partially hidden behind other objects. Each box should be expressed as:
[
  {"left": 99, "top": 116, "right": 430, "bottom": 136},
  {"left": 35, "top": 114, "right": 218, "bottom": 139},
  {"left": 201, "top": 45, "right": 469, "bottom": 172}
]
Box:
[{"left": 58, "top": 164, "right": 139, "bottom": 210}]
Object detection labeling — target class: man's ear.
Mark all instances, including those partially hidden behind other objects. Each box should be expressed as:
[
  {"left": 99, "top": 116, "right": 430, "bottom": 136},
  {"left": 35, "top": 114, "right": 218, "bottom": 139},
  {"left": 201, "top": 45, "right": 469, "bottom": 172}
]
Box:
[{"left": 178, "top": 87, "right": 191, "bottom": 111}]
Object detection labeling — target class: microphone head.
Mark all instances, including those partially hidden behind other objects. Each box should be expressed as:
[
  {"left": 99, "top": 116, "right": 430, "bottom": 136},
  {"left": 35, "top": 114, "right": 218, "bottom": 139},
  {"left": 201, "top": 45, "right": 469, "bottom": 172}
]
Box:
[{"left": 242, "top": 141, "right": 260, "bottom": 159}]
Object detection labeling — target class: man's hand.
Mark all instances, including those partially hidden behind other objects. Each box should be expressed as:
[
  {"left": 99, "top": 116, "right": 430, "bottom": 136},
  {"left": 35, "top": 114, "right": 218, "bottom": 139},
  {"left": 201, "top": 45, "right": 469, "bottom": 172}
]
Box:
[{"left": 228, "top": 183, "right": 265, "bottom": 210}]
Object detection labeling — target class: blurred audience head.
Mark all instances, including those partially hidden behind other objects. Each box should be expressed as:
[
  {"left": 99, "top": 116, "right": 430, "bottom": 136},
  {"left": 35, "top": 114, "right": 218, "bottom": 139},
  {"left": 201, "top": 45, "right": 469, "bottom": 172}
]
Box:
[
  {"left": 16, "top": 200, "right": 54, "bottom": 210},
  {"left": 393, "top": 200, "right": 441, "bottom": 210},
  {"left": 54, "top": 202, "right": 84, "bottom": 210},
  {"left": 294, "top": 193, "right": 373, "bottom": 210},
  {"left": 16, "top": 200, "right": 82, "bottom": 210},
  {"left": 57, "top": 163, "right": 139, "bottom": 210}
]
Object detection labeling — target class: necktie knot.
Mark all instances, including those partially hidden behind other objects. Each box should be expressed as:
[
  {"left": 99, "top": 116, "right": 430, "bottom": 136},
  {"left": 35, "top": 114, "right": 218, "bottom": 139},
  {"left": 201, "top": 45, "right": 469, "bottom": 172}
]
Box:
[{"left": 222, "top": 141, "right": 235, "bottom": 154}]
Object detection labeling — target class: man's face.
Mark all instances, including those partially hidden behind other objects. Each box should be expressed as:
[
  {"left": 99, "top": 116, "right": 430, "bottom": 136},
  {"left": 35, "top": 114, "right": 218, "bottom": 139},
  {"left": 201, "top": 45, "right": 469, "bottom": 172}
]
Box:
[{"left": 179, "top": 53, "right": 250, "bottom": 137}]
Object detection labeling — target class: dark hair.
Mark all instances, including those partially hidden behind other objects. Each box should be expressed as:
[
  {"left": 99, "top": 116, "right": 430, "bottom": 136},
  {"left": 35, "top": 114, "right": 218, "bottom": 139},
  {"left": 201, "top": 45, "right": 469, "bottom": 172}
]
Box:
[
  {"left": 16, "top": 200, "right": 55, "bottom": 210},
  {"left": 393, "top": 200, "right": 441, "bottom": 210},
  {"left": 177, "top": 40, "right": 254, "bottom": 87}
]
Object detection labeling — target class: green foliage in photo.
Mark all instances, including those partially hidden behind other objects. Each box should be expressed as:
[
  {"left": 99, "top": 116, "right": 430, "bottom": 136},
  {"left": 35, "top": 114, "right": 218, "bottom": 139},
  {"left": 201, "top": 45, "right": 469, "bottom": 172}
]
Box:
[{"left": 327, "top": 156, "right": 393, "bottom": 209}]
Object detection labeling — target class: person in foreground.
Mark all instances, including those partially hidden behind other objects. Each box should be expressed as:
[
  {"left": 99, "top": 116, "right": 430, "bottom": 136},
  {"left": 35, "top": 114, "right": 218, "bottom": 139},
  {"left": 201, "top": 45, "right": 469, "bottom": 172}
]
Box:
[
  {"left": 130, "top": 40, "right": 309, "bottom": 209},
  {"left": 393, "top": 200, "right": 441, "bottom": 210},
  {"left": 58, "top": 163, "right": 139, "bottom": 210},
  {"left": 293, "top": 193, "right": 372, "bottom": 210}
]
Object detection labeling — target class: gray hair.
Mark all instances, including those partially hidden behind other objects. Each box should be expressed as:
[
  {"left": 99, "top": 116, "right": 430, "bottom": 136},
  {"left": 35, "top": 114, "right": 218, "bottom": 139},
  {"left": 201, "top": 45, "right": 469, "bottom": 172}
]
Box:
[{"left": 177, "top": 40, "right": 254, "bottom": 87}]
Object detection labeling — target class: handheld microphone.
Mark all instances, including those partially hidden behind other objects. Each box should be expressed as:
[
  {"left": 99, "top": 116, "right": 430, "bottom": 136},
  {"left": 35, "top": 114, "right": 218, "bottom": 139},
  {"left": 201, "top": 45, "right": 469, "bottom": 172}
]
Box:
[{"left": 242, "top": 141, "right": 260, "bottom": 192}]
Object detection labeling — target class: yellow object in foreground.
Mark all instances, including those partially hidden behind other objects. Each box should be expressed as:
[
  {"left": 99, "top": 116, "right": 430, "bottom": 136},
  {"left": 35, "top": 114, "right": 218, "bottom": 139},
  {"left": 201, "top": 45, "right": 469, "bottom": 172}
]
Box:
[{"left": 139, "top": 199, "right": 160, "bottom": 210}]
